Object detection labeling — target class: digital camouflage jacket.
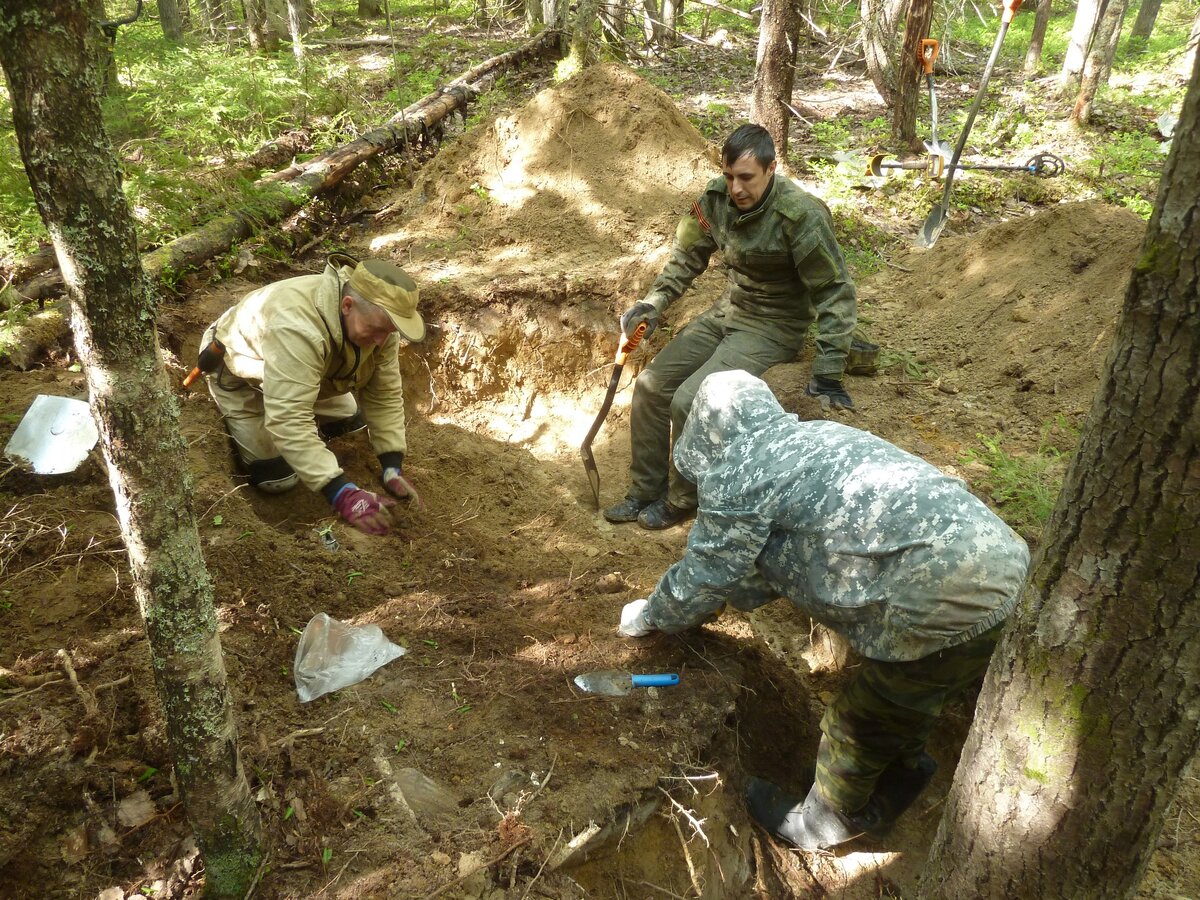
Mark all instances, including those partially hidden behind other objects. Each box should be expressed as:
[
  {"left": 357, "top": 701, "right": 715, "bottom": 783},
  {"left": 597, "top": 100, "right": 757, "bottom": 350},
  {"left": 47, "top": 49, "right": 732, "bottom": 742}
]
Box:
[
  {"left": 643, "top": 371, "right": 1030, "bottom": 661},
  {"left": 642, "top": 176, "right": 857, "bottom": 378},
  {"left": 211, "top": 260, "right": 408, "bottom": 492}
]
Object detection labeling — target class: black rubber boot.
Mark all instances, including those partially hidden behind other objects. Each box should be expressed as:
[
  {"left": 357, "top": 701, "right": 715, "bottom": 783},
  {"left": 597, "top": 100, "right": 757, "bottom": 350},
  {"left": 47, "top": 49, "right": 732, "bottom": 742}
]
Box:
[
  {"left": 869, "top": 753, "right": 938, "bottom": 835},
  {"left": 745, "top": 779, "right": 878, "bottom": 851},
  {"left": 603, "top": 495, "right": 655, "bottom": 524},
  {"left": 247, "top": 456, "right": 298, "bottom": 494},
  {"left": 637, "top": 499, "right": 695, "bottom": 530},
  {"left": 318, "top": 412, "right": 367, "bottom": 441}
]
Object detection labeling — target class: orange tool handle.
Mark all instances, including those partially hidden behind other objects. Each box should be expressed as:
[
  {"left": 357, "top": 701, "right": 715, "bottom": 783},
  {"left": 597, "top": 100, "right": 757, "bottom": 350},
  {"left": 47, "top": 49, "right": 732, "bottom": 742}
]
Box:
[
  {"left": 1002, "top": 0, "right": 1023, "bottom": 23},
  {"left": 182, "top": 338, "right": 225, "bottom": 389},
  {"left": 920, "top": 39, "right": 939, "bottom": 75},
  {"left": 616, "top": 322, "right": 648, "bottom": 363}
]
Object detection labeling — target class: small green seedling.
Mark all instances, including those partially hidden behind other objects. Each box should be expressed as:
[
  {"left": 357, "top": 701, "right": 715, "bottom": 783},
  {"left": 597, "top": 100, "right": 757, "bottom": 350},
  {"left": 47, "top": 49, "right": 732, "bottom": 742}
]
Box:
[
  {"left": 422, "top": 639, "right": 439, "bottom": 649},
  {"left": 284, "top": 805, "right": 294, "bottom": 821},
  {"left": 380, "top": 699, "right": 398, "bottom": 714},
  {"left": 347, "top": 571, "right": 363, "bottom": 585},
  {"left": 137, "top": 766, "right": 158, "bottom": 783},
  {"left": 237, "top": 529, "right": 254, "bottom": 540},
  {"left": 212, "top": 514, "right": 224, "bottom": 526},
  {"left": 393, "top": 739, "right": 407, "bottom": 754},
  {"left": 321, "top": 847, "right": 333, "bottom": 867}
]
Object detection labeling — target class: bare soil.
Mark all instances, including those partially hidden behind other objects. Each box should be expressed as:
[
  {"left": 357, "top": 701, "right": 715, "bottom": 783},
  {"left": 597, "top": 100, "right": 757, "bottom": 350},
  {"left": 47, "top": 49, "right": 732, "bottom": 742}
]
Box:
[{"left": 2, "top": 63, "right": 1196, "bottom": 900}]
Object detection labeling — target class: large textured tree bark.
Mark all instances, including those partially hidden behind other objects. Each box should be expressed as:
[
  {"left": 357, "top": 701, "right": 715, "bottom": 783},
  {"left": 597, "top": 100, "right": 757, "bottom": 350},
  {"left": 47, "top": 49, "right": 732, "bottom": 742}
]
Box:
[
  {"left": 11, "top": 29, "right": 561, "bottom": 307},
  {"left": 1128, "top": 0, "right": 1161, "bottom": 46},
  {"left": 1060, "top": 0, "right": 1104, "bottom": 94},
  {"left": 244, "top": 0, "right": 282, "bottom": 51},
  {"left": 359, "top": 0, "right": 383, "bottom": 14},
  {"left": 751, "top": 0, "right": 800, "bottom": 157},
  {"left": 861, "top": 0, "right": 904, "bottom": 105},
  {"left": 566, "top": 0, "right": 599, "bottom": 68},
  {"left": 892, "top": 0, "right": 934, "bottom": 151},
  {"left": 1072, "top": 0, "right": 1128, "bottom": 124},
  {"left": 0, "top": 4, "right": 264, "bottom": 897},
  {"left": 1024, "top": 0, "right": 1053, "bottom": 73},
  {"left": 921, "top": 48, "right": 1200, "bottom": 900}
]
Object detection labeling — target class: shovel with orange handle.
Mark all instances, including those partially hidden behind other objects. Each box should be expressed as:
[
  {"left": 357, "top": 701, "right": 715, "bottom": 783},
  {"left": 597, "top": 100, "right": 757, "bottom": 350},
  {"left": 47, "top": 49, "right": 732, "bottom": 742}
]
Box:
[{"left": 581, "top": 322, "right": 648, "bottom": 508}]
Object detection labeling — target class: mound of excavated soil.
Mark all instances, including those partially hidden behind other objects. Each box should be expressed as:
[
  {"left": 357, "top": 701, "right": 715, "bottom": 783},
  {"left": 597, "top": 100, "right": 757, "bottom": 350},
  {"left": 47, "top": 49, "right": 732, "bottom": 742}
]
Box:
[{"left": 380, "top": 62, "right": 718, "bottom": 298}]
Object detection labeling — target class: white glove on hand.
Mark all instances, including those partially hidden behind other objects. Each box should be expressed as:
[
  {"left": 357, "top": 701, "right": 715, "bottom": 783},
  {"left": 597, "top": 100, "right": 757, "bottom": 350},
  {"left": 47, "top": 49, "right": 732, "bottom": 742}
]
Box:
[{"left": 618, "top": 599, "right": 654, "bottom": 637}]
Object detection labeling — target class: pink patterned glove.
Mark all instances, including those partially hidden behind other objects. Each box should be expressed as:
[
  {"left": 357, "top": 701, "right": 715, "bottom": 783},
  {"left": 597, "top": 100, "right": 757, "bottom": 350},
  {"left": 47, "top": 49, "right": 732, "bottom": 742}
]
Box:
[
  {"left": 332, "top": 484, "right": 395, "bottom": 536},
  {"left": 382, "top": 466, "right": 424, "bottom": 510}
]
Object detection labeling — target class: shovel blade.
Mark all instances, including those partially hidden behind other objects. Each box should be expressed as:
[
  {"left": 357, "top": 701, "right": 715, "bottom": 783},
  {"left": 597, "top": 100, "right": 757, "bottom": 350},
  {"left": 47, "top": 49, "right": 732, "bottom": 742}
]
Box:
[
  {"left": 4, "top": 395, "right": 99, "bottom": 474},
  {"left": 574, "top": 670, "right": 629, "bottom": 696},
  {"left": 918, "top": 204, "right": 948, "bottom": 248},
  {"left": 581, "top": 446, "right": 601, "bottom": 508}
]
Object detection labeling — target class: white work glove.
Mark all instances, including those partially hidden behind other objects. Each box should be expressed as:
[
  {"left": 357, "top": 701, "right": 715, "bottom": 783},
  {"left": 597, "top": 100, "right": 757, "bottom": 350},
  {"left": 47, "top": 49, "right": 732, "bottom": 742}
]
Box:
[{"left": 618, "top": 599, "right": 654, "bottom": 637}]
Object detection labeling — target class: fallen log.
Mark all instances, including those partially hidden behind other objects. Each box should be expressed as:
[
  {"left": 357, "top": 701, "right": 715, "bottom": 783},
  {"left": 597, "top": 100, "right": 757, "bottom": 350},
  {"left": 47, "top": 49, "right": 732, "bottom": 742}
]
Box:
[{"left": 10, "top": 29, "right": 562, "bottom": 308}]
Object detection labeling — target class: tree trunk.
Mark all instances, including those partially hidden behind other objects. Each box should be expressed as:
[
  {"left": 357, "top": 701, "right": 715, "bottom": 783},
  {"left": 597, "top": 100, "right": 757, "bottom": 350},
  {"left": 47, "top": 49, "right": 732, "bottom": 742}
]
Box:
[
  {"left": 861, "top": 0, "right": 904, "bottom": 105},
  {"left": 751, "top": 0, "right": 800, "bottom": 158},
  {"left": 0, "top": 4, "right": 264, "bottom": 898},
  {"left": 244, "top": 0, "right": 280, "bottom": 51},
  {"left": 921, "top": 47, "right": 1200, "bottom": 900},
  {"left": 359, "top": 0, "right": 383, "bottom": 15},
  {"left": 566, "top": 0, "right": 600, "bottom": 70},
  {"left": 660, "top": 0, "right": 681, "bottom": 45},
  {"left": 893, "top": 0, "right": 934, "bottom": 151},
  {"left": 1072, "top": 0, "right": 1128, "bottom": 125},
  {"left": 1024, "top": 0, "right": 1053, "bottom": 74},
  {"left": 287, "top": 0, "right": 307, "bottom": 76},
  {"left": 1060, "top": 0, "right": 1104, "bottom": 95},
  {"left": 1128, "top": 0, "right": 1161, "bottom": 46},
  {"left": 641, "top": 0, "right": 662, "bottom": 43},
  {"left": 12, "top": 30, "right": 562, "bottom": 307},
  {"left": 157, "top": 0, "right": 185, "bottom": 40}
]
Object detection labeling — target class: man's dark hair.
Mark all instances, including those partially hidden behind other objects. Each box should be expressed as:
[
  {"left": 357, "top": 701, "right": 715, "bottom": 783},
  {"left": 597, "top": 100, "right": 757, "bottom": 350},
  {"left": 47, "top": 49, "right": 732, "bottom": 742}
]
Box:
[{"left": 722, "top": 124, "right": 776, "bottom": 169}]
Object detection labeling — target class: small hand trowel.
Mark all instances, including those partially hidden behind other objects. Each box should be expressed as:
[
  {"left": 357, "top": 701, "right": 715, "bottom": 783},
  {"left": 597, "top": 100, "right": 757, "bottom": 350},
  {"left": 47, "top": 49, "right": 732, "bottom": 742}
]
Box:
[{"left": 574, "top": 670, "right": 679, "bottom": 697}]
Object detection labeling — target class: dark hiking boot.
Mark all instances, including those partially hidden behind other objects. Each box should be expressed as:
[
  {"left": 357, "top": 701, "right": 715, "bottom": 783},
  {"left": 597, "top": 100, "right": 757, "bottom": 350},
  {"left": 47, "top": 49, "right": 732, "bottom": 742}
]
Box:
[
  {"left": 603, "top": 495, "right": 655, "bottom": 524},
  {"left": 637, "top": 499, "right": 696, "bottom": 530},
  {"left": 868, "top": 753, "right": 938, "bottom": 835},
  {"left": 745, "top": 778, "right": 880, "bottom": 851},
  {"left": 318, "top": 412, "right": 367, "bottom": 441},
  {"left": 247, "top": 456, "right": 299, "bottom": 494}
]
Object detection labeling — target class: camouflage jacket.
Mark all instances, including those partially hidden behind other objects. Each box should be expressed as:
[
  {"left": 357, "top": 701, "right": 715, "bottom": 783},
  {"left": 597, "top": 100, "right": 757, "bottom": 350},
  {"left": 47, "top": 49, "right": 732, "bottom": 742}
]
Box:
[
  {"left": 211, "top": 260, "right": 408, "bottom": 492},
  {"left": 643, "top": 371, "right": 1030, "bottom": 661},
  {"left": 642, "top": 176, "right": 857, "bottom": 378}
]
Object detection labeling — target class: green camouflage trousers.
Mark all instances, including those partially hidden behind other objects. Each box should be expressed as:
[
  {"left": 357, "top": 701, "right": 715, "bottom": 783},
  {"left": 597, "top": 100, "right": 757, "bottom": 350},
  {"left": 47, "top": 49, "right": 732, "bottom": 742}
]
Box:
[
  {"left": 627, "top": 309, "right": 796, "bottom": 509},
  {"left": 816, "top": 623, "right": 1006, "bottom": 812}
]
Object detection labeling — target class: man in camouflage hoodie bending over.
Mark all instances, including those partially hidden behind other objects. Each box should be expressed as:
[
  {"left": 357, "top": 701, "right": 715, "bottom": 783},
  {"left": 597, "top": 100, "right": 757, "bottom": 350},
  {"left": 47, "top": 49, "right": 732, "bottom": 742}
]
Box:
[
  {"left": 618, "top": 370, "right": 1030, "bottom": 851},
  {"left": 605, "top": 124, "right": 858, "bottom": 530}
]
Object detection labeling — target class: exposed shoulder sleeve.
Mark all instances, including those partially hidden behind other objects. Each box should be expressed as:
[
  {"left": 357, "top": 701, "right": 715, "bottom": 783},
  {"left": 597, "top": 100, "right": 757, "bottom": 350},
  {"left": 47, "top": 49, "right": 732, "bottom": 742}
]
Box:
[
  {"left": 642, "top": 183, "right": 723, "bottom": 312},
  {"left": 644, "top": 507, "right": 775, "bottom": 632},
  {"left": 361, "top": 334, "right": 407, "bottom": 458},
  {"left": 782, "top": 194, "right": 857, "bottom": 378},
  {"left": 261, "top": 322, "right": 343, "bottom": 491}
]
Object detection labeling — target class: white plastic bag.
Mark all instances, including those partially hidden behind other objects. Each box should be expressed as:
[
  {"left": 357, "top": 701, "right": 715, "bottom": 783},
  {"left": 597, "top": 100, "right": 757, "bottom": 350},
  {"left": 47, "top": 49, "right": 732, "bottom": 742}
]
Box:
[{"left": 293, "top": 613, "right": 407, "bottom": 703}]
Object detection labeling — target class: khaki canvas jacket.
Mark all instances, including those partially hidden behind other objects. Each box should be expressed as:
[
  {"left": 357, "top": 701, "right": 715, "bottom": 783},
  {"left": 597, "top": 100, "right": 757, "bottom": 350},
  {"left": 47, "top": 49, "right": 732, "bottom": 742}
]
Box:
[
  {"left": 644, "top": 371, "right": 1030, "bottom": 661},
  {"left": 211, "top": 261, "right": 407, "bottom": 492},
  {"left": 643, "top": 176, "right": 857, "bottom": 377}
]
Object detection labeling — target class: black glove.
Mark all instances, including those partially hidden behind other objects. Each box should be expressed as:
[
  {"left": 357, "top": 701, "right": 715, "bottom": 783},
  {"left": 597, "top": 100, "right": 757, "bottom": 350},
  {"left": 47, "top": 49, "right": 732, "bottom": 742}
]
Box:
[
  {"left": 806, "top": 375, "right": 855, "bottom": 410},
  {"left": 620, "top": 302, "right": 660, "bottom": 339}
]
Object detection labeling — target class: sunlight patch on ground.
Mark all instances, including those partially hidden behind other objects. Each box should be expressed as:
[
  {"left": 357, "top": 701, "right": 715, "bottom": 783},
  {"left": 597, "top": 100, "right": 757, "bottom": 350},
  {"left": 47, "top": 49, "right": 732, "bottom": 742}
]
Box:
[
  {"left": 835, "top": 849, "right": 903, "bottom": 881},
  {"left": 357, "top": 53, "right": 391, "bottom": 72}
]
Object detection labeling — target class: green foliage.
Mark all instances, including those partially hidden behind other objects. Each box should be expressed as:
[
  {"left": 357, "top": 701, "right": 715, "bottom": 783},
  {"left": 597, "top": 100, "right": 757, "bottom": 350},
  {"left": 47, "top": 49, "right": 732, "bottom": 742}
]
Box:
[{"left": 962, "top": 418, "right": 1077, "bottom": 540}]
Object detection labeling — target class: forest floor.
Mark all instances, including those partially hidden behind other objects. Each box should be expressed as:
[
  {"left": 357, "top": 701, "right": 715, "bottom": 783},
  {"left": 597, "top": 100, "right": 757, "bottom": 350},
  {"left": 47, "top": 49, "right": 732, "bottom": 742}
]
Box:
[{"left": 2, "top": 44, "right": 1198, "bottom": 900}]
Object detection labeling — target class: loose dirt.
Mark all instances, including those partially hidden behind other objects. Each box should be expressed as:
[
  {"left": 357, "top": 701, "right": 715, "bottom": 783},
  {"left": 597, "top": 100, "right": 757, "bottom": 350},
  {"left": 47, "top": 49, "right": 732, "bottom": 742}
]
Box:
[{"left": 2, "top": 63, "right": 1195, "bottom": 900}]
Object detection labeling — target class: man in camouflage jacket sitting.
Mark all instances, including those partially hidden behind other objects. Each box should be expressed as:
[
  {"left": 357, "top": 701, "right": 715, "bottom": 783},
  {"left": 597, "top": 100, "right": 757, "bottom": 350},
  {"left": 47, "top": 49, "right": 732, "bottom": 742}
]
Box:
[
  {"left": 618, "top": 370, "right": 1030, "bottom": 851},
  {"left": 201, "top": 253, "right": 424, "bottom": 537},
  {"left": 605, "top": 123, "right": 858, "bottom": 530}
]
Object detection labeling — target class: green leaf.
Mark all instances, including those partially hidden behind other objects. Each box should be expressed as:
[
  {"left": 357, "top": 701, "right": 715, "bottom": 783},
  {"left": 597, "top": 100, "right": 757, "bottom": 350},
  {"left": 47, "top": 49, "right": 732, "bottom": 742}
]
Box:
[
  {"left": 321, "top": 847, "right": 333, "bottom": 866},
  {"left": 380, "top": 699, "right": 398, "bottom": 714},
  {"left": 212, "top": 514, "right": 224, "bottom": 526},
  {"left": 346, "top": 571, "right": 363, "bottom": 585},
  {"left": 284, "top": 805, "right": 294, "bottom": 820},
  {"left": 137, "top": 766, "right": 158, "bottom": 783},
  {"left": 422, "top": 639, "right": 439, "bottom": 649}
]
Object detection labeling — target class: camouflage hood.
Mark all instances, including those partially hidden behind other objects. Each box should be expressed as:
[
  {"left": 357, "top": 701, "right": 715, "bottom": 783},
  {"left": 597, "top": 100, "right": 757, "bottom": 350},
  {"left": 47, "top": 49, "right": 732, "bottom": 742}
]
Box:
[{"left": 673, "top": 369, "right": 794, "bottom": 486}]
